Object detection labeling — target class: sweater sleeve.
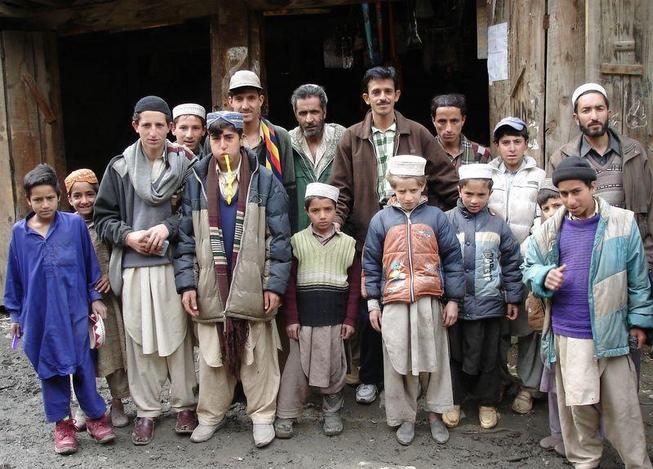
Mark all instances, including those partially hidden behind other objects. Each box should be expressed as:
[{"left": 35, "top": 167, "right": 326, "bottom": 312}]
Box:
[
  {"left": 344, "top": 255, "right": 362, "bottom": 327},
  {"left": 283, "top": 258, "right": 300, "bottom": 326},
  {"left": 499, "top": 220, "right": 525, "bottom": 304}
]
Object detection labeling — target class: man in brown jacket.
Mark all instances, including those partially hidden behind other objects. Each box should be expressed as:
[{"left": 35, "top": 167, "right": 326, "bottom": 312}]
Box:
[
  {"left": 547, "top": 82, "right": 653, "bottom": 272},
  {"left": 330, "top": 65, "right": 458, "bottom": 405}
]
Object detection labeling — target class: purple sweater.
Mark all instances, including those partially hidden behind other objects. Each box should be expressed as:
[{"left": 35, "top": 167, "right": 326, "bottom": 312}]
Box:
[{"left": 551, "top": 214, "right": 600, "bottom": 339}]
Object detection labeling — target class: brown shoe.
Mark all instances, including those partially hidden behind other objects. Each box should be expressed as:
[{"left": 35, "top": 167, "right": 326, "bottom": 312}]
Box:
[
  {"left": 131, "top": 417, "right": 155, "bottom": 446},
  {"left": 175, "top": 410, "right": 198, "bottom": 434}
]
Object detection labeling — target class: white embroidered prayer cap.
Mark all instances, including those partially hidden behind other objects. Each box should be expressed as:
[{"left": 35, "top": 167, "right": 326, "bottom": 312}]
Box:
[
  {"left": 173, "top": 103, "right": 206, "bottom": 120},
  {"left": 387, "top": 155, "right": 426, "bottom": 177},
  {"left": 571, "top": 83, "right": 608, "bottom": 109},
  {"left": 305, "top": 182, "right": 339, "bottom": 203},
  {"left": 458, "top": 163, "right": 493, "bottom": 181}
]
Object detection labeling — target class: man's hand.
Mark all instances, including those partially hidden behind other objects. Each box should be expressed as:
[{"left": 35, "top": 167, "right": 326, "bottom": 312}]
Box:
[
  {"left": 95, "top": 274, "right": 111, "bottom": 294},
  {"left": 341, "top": 324, "right": 355, "bottom": 340},
  {"left": 442, "top": 300, "right": 459, "bottom": 327},
  {"left": 544, "top": 264, "right": 566, "bottom": 291},
  {"left": 10, "top": 322, "right": 21, "bottom": 338},
  {"left": 91, "top": 300, "right": 107, "bottom": 319},
  {"left": 286, "top": 323, "right": 300, "bottom": 341},
  {"left": 506, "top": 303, "right": 519, "bottom": 321},
  {"left": 369, "top": 309, "right": 382, "bottom": 332},
  {"left": 264, "top": 291, "right": 281, "bottom": 315},
  {"left": 125, "top": 230, "right": 151, "bottom": 255},
  {"left": 181, "top": 290, "right": 199, "bottom": 317},
  {"left": 144, "top": 224, "right": 170, "bottom": 255},
  {"left": 630, "top": 327, "right": 646, "bottom": 350}
]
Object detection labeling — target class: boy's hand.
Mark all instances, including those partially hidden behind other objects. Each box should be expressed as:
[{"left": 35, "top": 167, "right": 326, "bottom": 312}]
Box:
[
  {"left": 544, "top": 264, "right": 566, "bottom": 291},
  {"left": 630, "top": 327, "right": 647, "bottom": 350},
  {"left": 126, "top": 230, "right": 151, "bottom": 255},
  {"left": 506, "top": 303, "right": 519, "bottom": 320},
  {"left": 95, "top": 274, "right": 111, "bottom": 294},
  {"left": 181, "top": 290, "right": 199, "bottom": 317},
  {"left": 286, "top": 324, "right": 300, "bottom": 341},
  {"left": 91, "top": 300, "right": 107, "bottom": 319},
  {"left": 144, "top": 224, "right": 170, "bottom": 254},
  {"left": 369, "top": 309, "right": 382, "bottom": 332},
  {"left": 10, "top": 322, "right": 21, "bottom": 338},
  {"left": 341, "top": 324, "right": 355, "bottom": 340},
  {"left": 264, "top": 291, "right": 281, "bottom": 314},
  {"left": 442, "top": 301, "right": 459, "bottom": 327}
]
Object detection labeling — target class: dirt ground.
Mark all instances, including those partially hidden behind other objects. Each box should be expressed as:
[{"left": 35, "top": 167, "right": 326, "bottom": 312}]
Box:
[{"left": 2, "top": 314, "right": 653, "bottom": 469}]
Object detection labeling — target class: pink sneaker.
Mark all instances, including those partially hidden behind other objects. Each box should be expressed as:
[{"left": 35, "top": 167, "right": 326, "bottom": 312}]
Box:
[
  {"left": 54, "top": 419, "right": 78, "bottom": 455},
  {"left": 86, "top": 414, "right": 116, "bottom": 444}
]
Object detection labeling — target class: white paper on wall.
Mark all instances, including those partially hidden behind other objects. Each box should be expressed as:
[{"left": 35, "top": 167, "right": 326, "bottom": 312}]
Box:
[{"left": 487, "top": 22, "right": 508, "bottom": 83}]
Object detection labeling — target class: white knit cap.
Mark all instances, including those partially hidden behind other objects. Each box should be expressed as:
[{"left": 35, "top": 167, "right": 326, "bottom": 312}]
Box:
[
  {"left": 305, "top": 182, "right": 339, "bottom": 202},
  {"left": 172, "top": 103, "right": 206, "bottom": 120},
  {"left": 571, "top": 83, "right": 608, "bottom": 109},
  {"left": 458, "top": 163, "right": 493, "bottom": 181},
  {"left": 387, "top": 155, "right": 426, "bottom": 177}
]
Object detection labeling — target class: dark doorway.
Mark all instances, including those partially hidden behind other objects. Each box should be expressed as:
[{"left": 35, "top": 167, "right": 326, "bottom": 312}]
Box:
[
  {"left": 263, "top": 0, "right": 490, "bottom": 146},
  {"left": 58, "top": 20, "right": 211, "bottom": 179}
]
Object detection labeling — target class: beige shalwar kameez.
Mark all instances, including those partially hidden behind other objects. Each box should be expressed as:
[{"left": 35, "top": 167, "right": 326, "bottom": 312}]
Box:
[
  {"left": 382, "top": 297, "right": 453, "bottom": 426},
  {"left": 554, "top": 335, "right": 651, "bottom": 469},
  {"left": 276, "top": 325, "right": 347, "bottom": 419},
  {"left": 195, "top": 319, "right": 281, "bottom": 426}
]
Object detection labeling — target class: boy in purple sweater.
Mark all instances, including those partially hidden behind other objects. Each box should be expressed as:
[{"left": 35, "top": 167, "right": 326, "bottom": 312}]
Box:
[{"left": 522, "top": 157, "right": 653, "bottom": 468}]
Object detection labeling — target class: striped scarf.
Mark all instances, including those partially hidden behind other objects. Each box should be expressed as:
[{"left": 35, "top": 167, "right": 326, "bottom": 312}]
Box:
[
  {"left": 260, "top": 118, "right": 282, "bottom": 182},
  {"left": 207, "top": 150, "right": 251, "bottom": 375}
]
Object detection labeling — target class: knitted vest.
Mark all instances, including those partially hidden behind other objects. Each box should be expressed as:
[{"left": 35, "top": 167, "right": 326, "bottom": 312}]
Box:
[{"left": 292, "top": 228, "right": 356, "bottom": 326}]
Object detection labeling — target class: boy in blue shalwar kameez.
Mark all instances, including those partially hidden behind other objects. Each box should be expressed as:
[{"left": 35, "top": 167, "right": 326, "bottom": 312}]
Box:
[{"left": 5, "top": 164, "right": 115, "bottom": 455}]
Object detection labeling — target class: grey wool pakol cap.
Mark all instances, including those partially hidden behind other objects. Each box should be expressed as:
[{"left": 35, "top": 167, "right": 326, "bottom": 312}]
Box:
[{"left": 552, "top": 157, "right": 597, "bottom": 187}]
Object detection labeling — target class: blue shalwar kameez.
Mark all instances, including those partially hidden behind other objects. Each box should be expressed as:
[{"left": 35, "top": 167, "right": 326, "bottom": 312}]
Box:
[{"left": 4, "top": 211, "right": 106, "bottom": 422}]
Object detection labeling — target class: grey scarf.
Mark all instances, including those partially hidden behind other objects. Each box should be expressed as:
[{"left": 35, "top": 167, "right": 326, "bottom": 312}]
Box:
[{"left": 123, "top": 139, "right": 196, "bottom": 206}]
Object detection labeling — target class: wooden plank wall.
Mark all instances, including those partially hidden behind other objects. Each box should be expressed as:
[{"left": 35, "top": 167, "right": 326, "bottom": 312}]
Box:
[
  {"left": 543, "top": 0, "right": 585, "bottom": 165},
  {"left": 487, "top": 0, "right": 511, "bottom": 154}
]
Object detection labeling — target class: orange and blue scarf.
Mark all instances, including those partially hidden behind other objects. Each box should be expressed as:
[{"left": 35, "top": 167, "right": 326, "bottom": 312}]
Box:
[{"left": 260, "top": 118, "right": 282, "bottom": 182}]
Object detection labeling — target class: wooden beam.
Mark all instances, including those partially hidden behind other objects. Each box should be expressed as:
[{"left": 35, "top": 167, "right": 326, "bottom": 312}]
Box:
[
  {"left": 263, "top": 8, "right": 330, "bottom": 16},
  {"left": 0, "top": 32, "right": 18, "bottom": 300},
  {"left": 31, "top": 0, "right": 219, "bottom": 36},
  {"left": 599, "top": 63, "right": 643, "bottom": 76},
  {"left": 246, "top": 0, "right": 360, "bottom": 10}
]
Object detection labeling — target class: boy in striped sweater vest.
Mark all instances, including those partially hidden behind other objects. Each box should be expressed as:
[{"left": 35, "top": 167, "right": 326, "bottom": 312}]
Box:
[{"left": 275, "top": 183, "right": 361, "bottom": 438}]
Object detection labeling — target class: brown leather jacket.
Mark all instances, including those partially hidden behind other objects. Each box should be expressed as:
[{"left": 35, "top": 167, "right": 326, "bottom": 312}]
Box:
[
  {"left": 330, "top": 110, "right": 458, "bottom": 252},
  {"left": 548, "top": 130, "right": 653, "bottom": 270}
]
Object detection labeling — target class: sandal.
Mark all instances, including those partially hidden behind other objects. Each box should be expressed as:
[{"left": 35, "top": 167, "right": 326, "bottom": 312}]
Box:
[{"left": 131, "top": 417, "right": 155, "bottom": 446}]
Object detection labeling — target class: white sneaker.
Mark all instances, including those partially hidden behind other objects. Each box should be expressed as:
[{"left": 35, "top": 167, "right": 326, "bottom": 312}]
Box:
[{"left": 356, "top": 384, "right": 378, "bottom": 404}]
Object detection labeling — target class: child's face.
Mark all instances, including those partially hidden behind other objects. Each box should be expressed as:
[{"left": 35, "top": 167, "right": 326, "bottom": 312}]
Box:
[
  {"left": 68, "top": 181, "right": 97, "bottom": 219},
  {"left": 458, "top": 179, "right": 491, "bottom": 214},
  {"left": 558, "top": 180, "right": 596, "bottom": 219},
  {"left": 497, "top": 135, "right": 527, "bottom": 170},
  {"left": 172, "top": 115, "right": 206, "bottom": 153},
  {"left": 27, "top": 184, "right": 58, "bottom": 222},
  {"left": 210, "top": 128, "right": 241, "bottom": 165},
  {"left": 392, "top": 178, "right": 425, "bottom": 211},
  {"left": 540, "top": 196, "right": 563, "bottom": 221},
  {"left": 306, "top": 197, "right": 336, "bottom": 233}
]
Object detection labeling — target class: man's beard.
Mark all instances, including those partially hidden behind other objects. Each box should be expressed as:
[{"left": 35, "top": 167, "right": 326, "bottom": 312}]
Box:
[
  {"left": 302, "top": 121, "right": 325, "bottom": 139},
  {"left": 579, "top": 120, "right": 608, "bottom": 137}
]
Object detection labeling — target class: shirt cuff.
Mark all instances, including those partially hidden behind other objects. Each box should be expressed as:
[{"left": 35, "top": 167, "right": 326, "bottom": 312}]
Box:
[{"left": 367, "top": 299, "right": 381, "bottom": 312}]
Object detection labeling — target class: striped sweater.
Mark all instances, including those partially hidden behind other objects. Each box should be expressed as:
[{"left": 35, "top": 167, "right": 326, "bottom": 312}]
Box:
[{"left": 284, "top": 227, "right": 360, "bottom": 327}]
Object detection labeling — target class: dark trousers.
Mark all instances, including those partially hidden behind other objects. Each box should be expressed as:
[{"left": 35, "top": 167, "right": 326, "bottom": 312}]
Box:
[
  {"left": 449, "top": 317, "right": 503, "bottom": 406},
  {"left": 41, "top": 348, "right": 106, "bottom": 423},
  {"left": 358, "top": 300, "right": 383, "bottom": 386}
]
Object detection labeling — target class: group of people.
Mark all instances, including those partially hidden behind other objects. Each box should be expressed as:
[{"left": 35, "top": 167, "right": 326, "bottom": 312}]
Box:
[{"left": 5, "top": 64, "right": 653, "bottom": 468}]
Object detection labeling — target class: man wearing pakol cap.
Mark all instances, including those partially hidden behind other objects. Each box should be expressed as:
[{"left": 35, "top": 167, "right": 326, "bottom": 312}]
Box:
[
  {"left": 172, "top": 103, "right": 208, "bottom": 159},
  {"left": 331, "top": 65, "right": 458, "bottom": 405},
  {"left": 522, "top": 157, "right": 653, "bottom": 468},
  {"left": 94, "top": 95, "right": 198, "bottom": 445},
  {"left": 363, "top": 155, "right": 463, "bottom": 445},
  {"left": 274, "top": 182, "right": 360, "bottom": 439},
  {"left": 173, "top": 111, "right": 291, "bottom": 447},
  {"left": 487, "top": 116, "right": 546, "bottom": 415},
  {"left": 443, "top": 164, "right": 523, "bottom": 430},
  {"left": 548, "top": 82, "right": 653, "bottom": 277},
  {"left": 227, "top": 70, "right": 296, "bottom": 217},
  {"left": 430, "top": 93, "right": 491, "bottom": 170},
  {"left": 289, "top": 84, "right": 346, "bottom": 232}
]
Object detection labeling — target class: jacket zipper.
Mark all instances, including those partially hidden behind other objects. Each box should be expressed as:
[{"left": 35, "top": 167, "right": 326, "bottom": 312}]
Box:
[{"left": 405, "top": 209, "right": 415, "bottom": 302}]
